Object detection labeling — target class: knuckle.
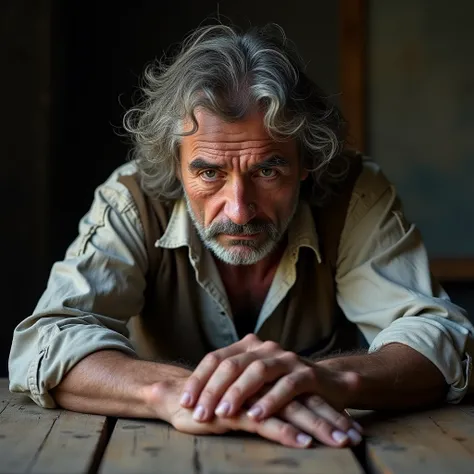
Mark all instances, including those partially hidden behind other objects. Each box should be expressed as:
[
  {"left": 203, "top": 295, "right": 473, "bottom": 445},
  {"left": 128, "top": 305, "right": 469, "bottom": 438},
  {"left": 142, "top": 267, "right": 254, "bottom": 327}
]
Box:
[
  {"left": 186, "top": 374, "right": 201, "bottom": 387},
  {"left": 333, "top": 413, "right": 352, "bottom": 431},
  {"left": 262, "top": 340, "right": 280, "bottom": 352},
  {"left": 281, "top": 351, "right": 299, "bottom": 364},
  {"left": 309, "top": 416, "right": 329, "bottom": 432},
  {"left": 220, "top": 358, "right": 240, "bottom": 375},
  {"left": 249, "top": 359, "right": 267, "bottom": 377},
  {"left": 201, "top": 387, "right": 218, "bottom": 400},
  {"left": 243, "top": 333, "right": 259, "bottom": 344},
  {"left": 301, "top": 367, "right": 316, "bottom": 382},
  {"left": 227, "top": 385, "right": 243, "bottom": 401},
  {"left": 279, "top": 423, "right": 297, "bottom": 440},
  {"left": 204, "top": 353, "right": 220, "bottom": 368},
  {"left": 282, "top": 375, "right": 298, "bottom": 392},
  {"left": 283, "top": 401, "right": 301, "bottom": 416},
  {"left": 307, "top": 395, "right": 325, "bottom": 410}
]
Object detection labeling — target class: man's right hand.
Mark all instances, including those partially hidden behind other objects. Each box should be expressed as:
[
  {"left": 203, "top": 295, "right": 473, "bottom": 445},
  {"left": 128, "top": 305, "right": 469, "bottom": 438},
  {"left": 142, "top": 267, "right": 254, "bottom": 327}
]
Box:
[{"left": 144, "top": 378, "right": 316, "bottom": 449}]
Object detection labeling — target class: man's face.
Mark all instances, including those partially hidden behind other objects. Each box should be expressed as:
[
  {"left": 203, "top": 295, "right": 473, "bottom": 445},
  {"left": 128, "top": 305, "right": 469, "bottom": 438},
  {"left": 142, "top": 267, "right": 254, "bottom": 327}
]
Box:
[{"left": 179, "top": 109, "right": 307, "bottom": 265}]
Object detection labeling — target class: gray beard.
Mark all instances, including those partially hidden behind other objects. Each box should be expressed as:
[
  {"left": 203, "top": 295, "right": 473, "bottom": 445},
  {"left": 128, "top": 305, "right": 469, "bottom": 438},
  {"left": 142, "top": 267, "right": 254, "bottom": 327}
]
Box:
[{"left": 183, "top": 192, "right": 299, "bottom": 266}]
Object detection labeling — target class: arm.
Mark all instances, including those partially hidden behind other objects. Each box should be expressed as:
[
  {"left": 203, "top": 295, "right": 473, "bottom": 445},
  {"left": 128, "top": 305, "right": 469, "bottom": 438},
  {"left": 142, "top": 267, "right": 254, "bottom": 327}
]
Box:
[
  {"left": 51, "top": 349, "right": 191, "bottom": 419},
  {"left": 317, "top": 343, "right": 447, "bottom": 409},
  {"left": 52, "top": 349, "right": 316, "bottom": 449},
  {"left": 336, "top": 160, "right": 474, "bottom": 404},
  {"left": 9, "top": 165, "right": 148, "bottom": 408}
]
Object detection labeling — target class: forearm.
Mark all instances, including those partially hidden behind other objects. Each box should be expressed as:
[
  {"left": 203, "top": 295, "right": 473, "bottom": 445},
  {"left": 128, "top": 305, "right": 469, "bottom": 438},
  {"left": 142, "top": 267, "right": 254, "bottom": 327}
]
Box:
[
  {"left": 51, "top": 350, "right": 192, "bottom": 420},
  {"left": 317, "top": 343, "right": 448, "bottom": 410}
]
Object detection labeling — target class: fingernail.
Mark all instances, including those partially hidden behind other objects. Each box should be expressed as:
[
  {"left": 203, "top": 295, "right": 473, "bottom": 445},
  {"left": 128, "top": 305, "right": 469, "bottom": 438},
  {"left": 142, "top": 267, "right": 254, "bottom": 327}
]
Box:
[
  {"left": 193, "top": 405, "right": 206, "bottom": 421},
  {"left": 247, "top": 405, "right": 263, "bottom": 419},
  {"left": 332, "top": 430, "right": 349, "bottom": 444},
  {"left": 296, "top": 433, "right": 312, "bottom": 447},
  {"left": 353, "top": 421, "right": 363, "bottom": 433},
  {"left": 347, "top": 428, "right": 362, "bottom": 445},
  {"left": 215, "top": 401, "right": 230, "bottom": 417},
  {"left": 180, "top": 392, "right": 192, "bottom": 407}
]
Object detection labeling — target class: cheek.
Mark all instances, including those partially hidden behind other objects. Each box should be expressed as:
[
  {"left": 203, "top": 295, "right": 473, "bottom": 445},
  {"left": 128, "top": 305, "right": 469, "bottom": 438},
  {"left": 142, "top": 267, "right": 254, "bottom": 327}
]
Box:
[
  {"left": 183, "top": 179, "right": 223, "bottom": 226},
  {"left": 256, "top": 180, "right": 299, "bottom": 219}
]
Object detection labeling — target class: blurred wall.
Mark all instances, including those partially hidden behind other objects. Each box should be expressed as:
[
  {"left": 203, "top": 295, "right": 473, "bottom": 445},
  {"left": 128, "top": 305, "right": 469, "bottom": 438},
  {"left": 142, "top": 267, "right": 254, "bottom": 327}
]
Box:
[
  {"left": 367, "top": 0, "right": 474, "bottom": 317},
  {"left": 1, "top": 0, "right": 51, "bottom": 377}
]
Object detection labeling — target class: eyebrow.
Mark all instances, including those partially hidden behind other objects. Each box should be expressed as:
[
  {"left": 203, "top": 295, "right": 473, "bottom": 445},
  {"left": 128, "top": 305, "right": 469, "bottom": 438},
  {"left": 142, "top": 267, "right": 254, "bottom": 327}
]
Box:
[{"left": 188, "top": 155, "right": 290, "bottom": 172}]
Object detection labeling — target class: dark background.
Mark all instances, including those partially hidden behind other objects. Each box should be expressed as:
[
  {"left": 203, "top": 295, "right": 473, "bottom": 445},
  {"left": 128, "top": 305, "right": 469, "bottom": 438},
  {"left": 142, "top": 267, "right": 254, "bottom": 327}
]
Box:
[{"left": 1, "top": 0, "right": 473, "bottom": 377}]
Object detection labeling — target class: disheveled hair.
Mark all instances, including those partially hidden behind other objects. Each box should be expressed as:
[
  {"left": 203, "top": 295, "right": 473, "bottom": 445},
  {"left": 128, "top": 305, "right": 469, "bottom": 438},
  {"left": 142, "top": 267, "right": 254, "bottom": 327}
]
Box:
[{"left": 123, "top": 23, "right": 349, "bottom": 205}]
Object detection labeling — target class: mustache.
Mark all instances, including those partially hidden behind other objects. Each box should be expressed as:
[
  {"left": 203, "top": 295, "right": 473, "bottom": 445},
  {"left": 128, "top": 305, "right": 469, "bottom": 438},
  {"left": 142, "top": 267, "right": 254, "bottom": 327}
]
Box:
[{"left": 205, "top": 219, "right": 279, "bottom": 240}]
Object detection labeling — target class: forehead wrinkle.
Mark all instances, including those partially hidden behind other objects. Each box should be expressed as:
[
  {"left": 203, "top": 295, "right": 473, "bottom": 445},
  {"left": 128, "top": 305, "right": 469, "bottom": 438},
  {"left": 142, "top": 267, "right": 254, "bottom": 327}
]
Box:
[{"left": 192, "top": 138, "right": 279, "bottom": 153}]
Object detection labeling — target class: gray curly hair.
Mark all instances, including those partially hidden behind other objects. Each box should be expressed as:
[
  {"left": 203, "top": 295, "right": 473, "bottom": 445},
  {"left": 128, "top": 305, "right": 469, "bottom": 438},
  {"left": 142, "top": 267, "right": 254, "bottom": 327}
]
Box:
[{"left": 123, "top": 23, "right": 348, "bottom": 205}]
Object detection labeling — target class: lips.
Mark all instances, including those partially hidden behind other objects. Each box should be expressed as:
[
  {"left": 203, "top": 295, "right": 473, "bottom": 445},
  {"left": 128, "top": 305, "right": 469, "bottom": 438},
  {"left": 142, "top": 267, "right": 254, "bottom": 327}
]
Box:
[{"left": 223, "top": 233, "right": 261, "bottom": 239}]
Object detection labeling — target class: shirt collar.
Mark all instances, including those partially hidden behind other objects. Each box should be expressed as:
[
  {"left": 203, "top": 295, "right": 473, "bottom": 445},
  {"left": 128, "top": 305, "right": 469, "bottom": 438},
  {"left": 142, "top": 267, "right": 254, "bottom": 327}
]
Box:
[{"left": 155, "top": 198, "right": 322, "bottom": 264}]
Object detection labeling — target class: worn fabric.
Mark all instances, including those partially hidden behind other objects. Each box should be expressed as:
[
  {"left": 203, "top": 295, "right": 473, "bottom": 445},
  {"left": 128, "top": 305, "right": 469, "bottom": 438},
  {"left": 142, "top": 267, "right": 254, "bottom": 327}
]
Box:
[{"left": 9, "top": 158, "right": 474, "bottom": 408}]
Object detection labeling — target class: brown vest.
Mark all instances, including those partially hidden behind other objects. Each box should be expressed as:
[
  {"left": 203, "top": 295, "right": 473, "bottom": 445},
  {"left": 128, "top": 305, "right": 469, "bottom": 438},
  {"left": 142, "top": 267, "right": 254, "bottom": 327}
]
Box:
[{"left": 118, "top": 152, "right": 363, "bottom": 365}]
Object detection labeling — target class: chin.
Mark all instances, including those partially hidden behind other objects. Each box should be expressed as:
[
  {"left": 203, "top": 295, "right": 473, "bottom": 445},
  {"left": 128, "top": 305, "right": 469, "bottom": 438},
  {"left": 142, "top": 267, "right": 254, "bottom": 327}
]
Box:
[{"left": 209, "top": 240, "right": 276, "bottom": 266}]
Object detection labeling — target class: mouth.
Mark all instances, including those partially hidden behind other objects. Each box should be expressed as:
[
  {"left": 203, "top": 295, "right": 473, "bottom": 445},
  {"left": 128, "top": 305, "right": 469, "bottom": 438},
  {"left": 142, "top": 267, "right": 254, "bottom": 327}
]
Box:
[{"left": 222, "top": 233, "right": 261, "bottom": 240}]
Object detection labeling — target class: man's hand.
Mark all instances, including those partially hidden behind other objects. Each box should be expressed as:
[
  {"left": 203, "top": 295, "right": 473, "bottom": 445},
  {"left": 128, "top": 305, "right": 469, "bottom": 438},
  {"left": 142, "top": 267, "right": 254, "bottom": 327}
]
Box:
[
  {"left": 144, "top": 377, "right": 315, "bottom": 448},
  {"left": 179, "top": 334, "right": 362, "bottom": 446}
]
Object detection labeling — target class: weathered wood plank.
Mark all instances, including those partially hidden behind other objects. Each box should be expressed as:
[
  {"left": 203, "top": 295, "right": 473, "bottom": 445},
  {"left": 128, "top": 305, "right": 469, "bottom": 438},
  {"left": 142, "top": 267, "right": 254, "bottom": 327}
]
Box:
[
  {"left": 0, "top": 397, "right": 59, "bottom": 474},
  {"left": 0, "top": 383, "right": 108, "bottom": 474},
  {"left": 99, "top": 419, "right": 195, "bottom": 474},
  {"left": 30, "top": 410, "right": 111, "bottom": 474},
  {"left": 356, "top": 404, "right": 474, "bottom": 474},
  {"left": 101, "top": 418, "right": 363, "bottom": 474},
  {"left": 198, "top": 433, "right": 364, "bottom": 474}
]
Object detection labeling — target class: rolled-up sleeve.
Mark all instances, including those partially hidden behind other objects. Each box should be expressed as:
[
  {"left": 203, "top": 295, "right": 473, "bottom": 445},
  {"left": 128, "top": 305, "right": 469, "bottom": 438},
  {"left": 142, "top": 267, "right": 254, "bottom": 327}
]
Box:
[
  {"left": 8, "top": 167, "right": 148, "bottom": 408},
  {"left": 336, "top": 160, "right": 474, "bottom": 403}
]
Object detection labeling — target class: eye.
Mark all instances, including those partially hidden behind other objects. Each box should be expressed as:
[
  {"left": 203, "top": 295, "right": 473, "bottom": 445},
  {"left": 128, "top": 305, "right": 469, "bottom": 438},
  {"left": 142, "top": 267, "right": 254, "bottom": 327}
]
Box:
[
  {"left": 200, "top": 169, "right": 219, "bottom": 181},
  {"left": 258, "top": 168, "right": 277, "bottom": 178}
]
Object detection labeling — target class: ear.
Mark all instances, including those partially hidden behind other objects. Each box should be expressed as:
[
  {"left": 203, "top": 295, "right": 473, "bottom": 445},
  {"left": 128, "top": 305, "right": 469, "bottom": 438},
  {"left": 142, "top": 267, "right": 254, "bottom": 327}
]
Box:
[{"left": 300, "top": 168, "right": 309, "bottom": 181}]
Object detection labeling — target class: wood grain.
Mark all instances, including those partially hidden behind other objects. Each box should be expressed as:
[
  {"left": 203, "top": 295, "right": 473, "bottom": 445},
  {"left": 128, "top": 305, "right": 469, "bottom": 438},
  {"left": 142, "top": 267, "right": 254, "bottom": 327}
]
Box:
[
  {"left": 99, "top": 419, "right": 195, "bottom": 474},
  {"left": 354, "top": 404, "right": 474, "bottom": 474},
  {"left": 0, "top": 382, "right": 108, "bottom": 474},
  {"left": 100, "top": 419, "right": 364, "bottom": 474},
  {"left": 198, "top": 433, "right": 364, "bottom": 474}
]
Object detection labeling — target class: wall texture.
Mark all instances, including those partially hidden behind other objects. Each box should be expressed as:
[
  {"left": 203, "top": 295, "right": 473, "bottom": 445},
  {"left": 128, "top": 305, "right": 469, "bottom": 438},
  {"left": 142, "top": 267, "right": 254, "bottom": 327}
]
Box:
[{"left": 368, "top": 0, "right": 474, "bottom": 258}]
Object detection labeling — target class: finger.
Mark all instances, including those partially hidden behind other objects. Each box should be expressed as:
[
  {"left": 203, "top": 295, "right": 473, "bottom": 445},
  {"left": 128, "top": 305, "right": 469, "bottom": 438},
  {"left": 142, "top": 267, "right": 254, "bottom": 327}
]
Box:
[
  {"left": 217, "top": 357, "right": 291, "bottom": 418},
  {"left": 303, "top": 396, "right": 362, "bottom": 446},
  {"left": 192, "top": 352, "right": 259, "bottom": 421},
  {"left": 230, "top": 412, "right": 313, "bottom": 449},
  {"left": 180, "top": 336, "right": 259, "bottom": 408},
  {"left": 247, "top": 368, "right": 315, "bottom": 420},
  {"left": 304, "top": 396, "right": 354, "bottom": 435},
  {"left": 344, "top": 409, "right": 364, "bottom": 434},
  {"left": 279, "top": 400, "right": 352, "bottom": 448}
]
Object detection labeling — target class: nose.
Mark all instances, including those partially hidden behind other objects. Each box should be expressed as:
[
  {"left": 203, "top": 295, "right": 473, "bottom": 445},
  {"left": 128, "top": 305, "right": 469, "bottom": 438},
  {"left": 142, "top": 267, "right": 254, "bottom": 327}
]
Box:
[{"left": 223, "top": 178, "right": 256, "bottom": 225}]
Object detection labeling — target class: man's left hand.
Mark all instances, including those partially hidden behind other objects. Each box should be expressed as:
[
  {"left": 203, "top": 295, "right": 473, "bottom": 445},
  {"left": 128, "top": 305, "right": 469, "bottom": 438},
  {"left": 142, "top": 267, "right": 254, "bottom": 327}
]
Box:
[{"left": 180, "top": 334, "right": 362, "bottom": 444}]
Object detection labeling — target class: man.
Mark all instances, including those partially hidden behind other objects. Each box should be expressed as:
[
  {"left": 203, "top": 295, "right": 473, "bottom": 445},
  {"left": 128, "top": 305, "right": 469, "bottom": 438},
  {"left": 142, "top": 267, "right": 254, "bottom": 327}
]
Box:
[{"left": 9, "top": 24, "right": 474, "bottom": 449}]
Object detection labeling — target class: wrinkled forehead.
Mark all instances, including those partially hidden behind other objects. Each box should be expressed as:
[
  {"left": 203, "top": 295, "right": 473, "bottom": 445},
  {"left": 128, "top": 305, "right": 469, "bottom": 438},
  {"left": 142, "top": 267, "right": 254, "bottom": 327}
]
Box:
[{"left": 180, "top": 108, "right": 298, "bottom": 158}]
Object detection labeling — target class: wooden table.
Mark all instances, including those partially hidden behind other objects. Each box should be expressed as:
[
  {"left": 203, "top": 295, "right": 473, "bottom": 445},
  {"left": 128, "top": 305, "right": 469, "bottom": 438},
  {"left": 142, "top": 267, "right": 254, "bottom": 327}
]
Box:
[{"left": 1, "top": 379, "right": 474, "bottom": 474}]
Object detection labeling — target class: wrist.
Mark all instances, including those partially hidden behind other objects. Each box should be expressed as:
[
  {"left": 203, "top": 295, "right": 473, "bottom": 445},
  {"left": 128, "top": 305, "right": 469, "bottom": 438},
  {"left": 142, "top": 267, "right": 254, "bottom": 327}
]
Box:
[
  {"left": 141, "top": 379, "right": 180, "bottom": 421},
  {"left": 313, "top": 359, "right": 362, "bottom": 408}
]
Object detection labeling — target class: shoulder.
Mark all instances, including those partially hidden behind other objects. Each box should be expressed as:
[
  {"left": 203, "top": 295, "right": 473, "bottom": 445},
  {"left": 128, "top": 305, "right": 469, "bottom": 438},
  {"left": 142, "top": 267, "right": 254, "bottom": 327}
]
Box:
[
  {"left": 93, "top": 161, "right": 171, "bottom": 217},
  {"left": 346, "top": 156, "right": 395, "bottom": 226}
]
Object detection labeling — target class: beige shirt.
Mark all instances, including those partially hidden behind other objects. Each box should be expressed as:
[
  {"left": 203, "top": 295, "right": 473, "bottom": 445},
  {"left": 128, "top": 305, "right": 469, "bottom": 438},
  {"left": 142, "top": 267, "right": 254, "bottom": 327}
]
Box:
[{"left": 9, "top": 158, "right": 474, "bottom": 408}]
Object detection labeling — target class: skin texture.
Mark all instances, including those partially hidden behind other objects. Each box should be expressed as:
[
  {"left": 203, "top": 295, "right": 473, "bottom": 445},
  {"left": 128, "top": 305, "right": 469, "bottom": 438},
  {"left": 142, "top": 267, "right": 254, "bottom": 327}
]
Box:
[
  {"left": 179, "top": 108, "right": 306, "bottom": 270},
  {"left": 52, "top": 110, "right": 447, "bottom": 450}
]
